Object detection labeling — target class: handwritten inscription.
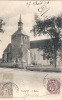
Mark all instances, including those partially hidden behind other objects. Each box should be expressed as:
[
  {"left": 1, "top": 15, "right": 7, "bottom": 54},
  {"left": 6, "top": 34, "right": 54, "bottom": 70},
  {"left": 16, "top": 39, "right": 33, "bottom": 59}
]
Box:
[
  {"left": 27, "top": 1, "right": 49, "bottom": 7},
  {"left": 26, "top": 1, "right": 50, "bottom": 17},
  {"left": 38, "top": 5, "right": 50, "bottom": 16}
]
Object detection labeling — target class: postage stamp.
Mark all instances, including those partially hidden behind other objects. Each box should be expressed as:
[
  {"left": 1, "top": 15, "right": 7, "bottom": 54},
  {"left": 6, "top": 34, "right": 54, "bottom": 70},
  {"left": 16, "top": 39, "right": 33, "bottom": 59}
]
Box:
[
  {"left": 0, "top": 73, "right": 19, "bottom": 98},
  {"left": 47, "top": 78, "right": 61, "bottom": 94},
  {"left": 0, "top": 82, "right": 13, "bottom": 98},
  {"left": 0, "top": 73, "right": 13, "bottom": 98}
]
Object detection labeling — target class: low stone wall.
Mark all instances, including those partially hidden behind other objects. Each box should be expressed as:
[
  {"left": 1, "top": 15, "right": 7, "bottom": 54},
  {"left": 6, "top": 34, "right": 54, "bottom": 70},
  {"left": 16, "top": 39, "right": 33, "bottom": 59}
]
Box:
[
  {"left": 27, "top": 66, "right": 62, "bottom": 72},
  {"left": 0, "top": 63, "right": 61, "bottom": 72},
  {"left": 0, "top": 62, "right": 23, "bottom": 69}
]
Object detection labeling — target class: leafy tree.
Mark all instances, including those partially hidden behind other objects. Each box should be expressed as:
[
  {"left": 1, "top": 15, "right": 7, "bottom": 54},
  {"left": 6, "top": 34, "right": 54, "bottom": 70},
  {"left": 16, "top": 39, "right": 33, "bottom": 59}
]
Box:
[
  {"left": 31, "top": 14, "right": 62, "bottom": 67},
  {"left": 0, "top": 19, "right": 5, "bottom": 41},
  {"left": 0, "top": 19, "right": 5, "bottom": 32}
]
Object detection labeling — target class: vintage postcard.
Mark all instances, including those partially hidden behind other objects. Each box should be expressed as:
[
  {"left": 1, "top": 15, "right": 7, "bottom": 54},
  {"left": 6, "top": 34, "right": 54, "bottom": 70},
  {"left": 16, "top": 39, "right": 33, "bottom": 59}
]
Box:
[{"left": 0, "top": 0, "right": 62, "bottom": 100}]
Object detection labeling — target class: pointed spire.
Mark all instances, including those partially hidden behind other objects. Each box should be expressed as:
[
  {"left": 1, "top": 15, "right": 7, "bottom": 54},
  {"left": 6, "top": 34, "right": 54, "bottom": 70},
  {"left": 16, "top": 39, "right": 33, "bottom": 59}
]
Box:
[
  {"left": 18, "top": 15, "right": 23, "bottom": 31},
  {"left": 19, "top": 15, "right": 22, "bottom": 22}
]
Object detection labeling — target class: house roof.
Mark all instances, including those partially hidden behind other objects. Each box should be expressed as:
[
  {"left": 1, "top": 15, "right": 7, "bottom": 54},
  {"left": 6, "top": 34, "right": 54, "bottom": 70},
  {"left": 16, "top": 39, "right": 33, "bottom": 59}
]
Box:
[
  {"left": 4, "top": 43, "right": 12, "bottom": 53},
  {"left": 30, "top": 39, "right": 51, "bottom": 49},
  {"left": 11, "top": 29, "right": 29, "bottom": 37},
  {"left": 3, "top": 39, "right": 52, "bottom": 53}
]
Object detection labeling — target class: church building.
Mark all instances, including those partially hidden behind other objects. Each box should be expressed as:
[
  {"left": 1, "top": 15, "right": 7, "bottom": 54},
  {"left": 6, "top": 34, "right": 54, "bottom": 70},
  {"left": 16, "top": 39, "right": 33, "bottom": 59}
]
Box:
[
  {"left": 2, "top": 16, "right": 62, "bottom": 67},
  {"left": 2, "top": 16, "right": 30, "bottom": 67}
]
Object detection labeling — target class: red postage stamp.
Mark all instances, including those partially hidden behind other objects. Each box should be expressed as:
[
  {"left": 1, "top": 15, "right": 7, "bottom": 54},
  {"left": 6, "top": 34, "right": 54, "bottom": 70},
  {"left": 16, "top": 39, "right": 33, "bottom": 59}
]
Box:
[{"left": 47, "top": 78, "right": 60, "bottom": 94}]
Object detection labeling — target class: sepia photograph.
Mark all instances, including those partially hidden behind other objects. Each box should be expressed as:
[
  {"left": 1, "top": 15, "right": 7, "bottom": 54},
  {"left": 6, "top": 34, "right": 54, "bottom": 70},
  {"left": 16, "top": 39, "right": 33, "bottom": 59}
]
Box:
[{"left": 0, "top": 0, "right": 62, "bottom": 99}]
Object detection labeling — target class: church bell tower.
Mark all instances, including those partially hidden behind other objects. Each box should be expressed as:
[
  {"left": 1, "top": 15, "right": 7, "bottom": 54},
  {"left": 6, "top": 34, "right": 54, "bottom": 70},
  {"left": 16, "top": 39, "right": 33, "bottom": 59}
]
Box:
[{"left": 18, "top": 15, "right": 23, "bottom": 31}]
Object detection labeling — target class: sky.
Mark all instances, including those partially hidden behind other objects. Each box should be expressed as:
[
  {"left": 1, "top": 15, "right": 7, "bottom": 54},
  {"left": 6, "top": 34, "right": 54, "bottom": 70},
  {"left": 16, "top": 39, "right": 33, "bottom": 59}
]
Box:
[{"left": 0, "top": 1, "right": 62, "bottom": 58}]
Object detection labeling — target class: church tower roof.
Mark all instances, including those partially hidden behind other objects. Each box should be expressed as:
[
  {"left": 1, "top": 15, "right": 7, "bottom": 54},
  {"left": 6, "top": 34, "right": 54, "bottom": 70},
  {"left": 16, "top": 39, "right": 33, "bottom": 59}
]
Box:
[
  {"left": 11, "top": 15, "right": 29, "bottom": 38},
  {"left": 19, "top": 15, "right": 22, "bottom": 22},
  {"left": 18, "top": 15, "right": 23, "bottom": 31}
]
